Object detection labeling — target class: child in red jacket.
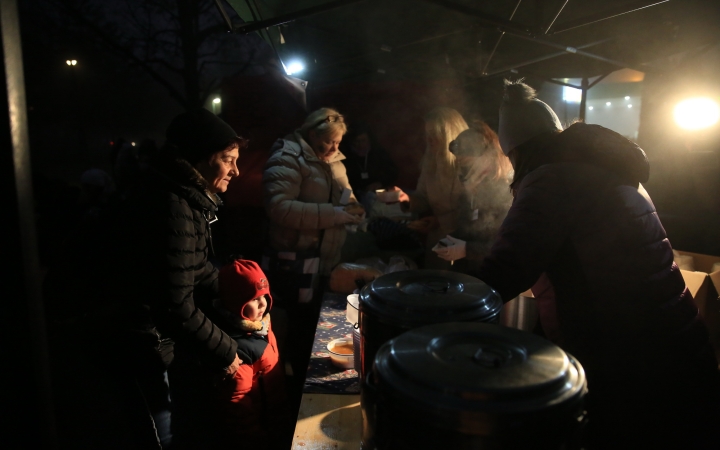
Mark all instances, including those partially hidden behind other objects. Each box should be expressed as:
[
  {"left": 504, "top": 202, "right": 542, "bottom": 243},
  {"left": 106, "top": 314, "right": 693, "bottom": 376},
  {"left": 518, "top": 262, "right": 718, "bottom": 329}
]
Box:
[{"left": 215, "top": 259, "right": 289, "bottom": 448}]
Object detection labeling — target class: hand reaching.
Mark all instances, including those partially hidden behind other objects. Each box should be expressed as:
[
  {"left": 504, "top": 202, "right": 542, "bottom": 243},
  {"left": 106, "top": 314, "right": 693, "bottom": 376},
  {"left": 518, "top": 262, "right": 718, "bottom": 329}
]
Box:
[{"left": 432, "top": 235, "right": 467, "bottom": 262}]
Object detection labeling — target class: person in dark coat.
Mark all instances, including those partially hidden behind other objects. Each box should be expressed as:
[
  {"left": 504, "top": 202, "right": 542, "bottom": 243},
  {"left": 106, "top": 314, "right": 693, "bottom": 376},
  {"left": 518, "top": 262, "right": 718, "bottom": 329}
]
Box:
[
  {"left": 340, "top": 123, "right": 398, "bottom": 209},
  {"left": 213, "top": 259, "right": 288, "bottom": 448},
  {"left": 110, "top": 108, "right": 247, "bottom": 448},
  {"left": 476, "top": 80, "right": 720, "bottom": 449}
]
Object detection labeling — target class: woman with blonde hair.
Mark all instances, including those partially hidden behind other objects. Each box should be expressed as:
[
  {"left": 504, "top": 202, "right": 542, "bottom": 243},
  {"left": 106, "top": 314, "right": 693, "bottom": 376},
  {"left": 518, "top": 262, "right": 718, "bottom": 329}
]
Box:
[
  {"left": 431, "top": 123, "right": 513, "bottom": 274},
  {"left": 387, "top": 107, "right": 469, "bottom": 268},
  {"left": 263, "top": 107, "right": 362, "bottom": 304},
  {"left": 263, "top": 107, "right": 362, "bottom": 390}
]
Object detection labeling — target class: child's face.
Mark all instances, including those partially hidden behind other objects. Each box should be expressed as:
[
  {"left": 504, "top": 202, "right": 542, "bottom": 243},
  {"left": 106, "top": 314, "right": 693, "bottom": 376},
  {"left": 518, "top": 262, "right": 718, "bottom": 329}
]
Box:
[{"left": 242, "top": 295, "right": 267, "bottom": 321}]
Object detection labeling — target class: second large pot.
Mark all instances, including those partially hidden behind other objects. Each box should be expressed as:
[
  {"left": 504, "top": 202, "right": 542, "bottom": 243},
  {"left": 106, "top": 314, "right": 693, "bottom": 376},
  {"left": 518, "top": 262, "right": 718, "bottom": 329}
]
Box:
[{"left": 358, "top": 270, "right": 502, "bottom": 380}]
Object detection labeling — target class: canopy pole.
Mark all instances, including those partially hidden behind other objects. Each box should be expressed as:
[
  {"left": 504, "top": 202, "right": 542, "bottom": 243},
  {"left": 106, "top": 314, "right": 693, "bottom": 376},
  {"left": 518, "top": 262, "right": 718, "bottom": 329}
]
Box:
[{"left": 1, "top": 0, "right": 57, "bottom": 446}]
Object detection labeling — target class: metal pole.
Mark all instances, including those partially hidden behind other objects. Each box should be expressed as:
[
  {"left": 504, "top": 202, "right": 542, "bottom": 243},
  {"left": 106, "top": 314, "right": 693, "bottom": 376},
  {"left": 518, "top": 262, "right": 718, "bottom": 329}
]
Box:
[
  {"left": 483, "top": 38, "right": 612, "bottom": 77},
  {"left": 579, "top": 77, "right": 588, "bottom": 121},
  {"left": 548, "top": 0, "right": 670, "bottom": 34},
  {"left": 1, "top": 0, "right": 57, "bottom": 446},
  {"left": 421, "top": 0, "right": 538, "bottom": 36},
  {"left": 424, "top": 0, "right": 648, "bottom": 72},
  {"left": 509, "top": 33, "right": 646, "bottom": 72},
  {"left": 481, "top": 0, "right": 523, "bottom": 75},
  {"left": 213, "top": 0, "right": 233, "bottom": 32},
  {"left": 545, "top": 0, "right": 569, "bottom": 34},
  {"left": 233, "top": 0, "right": 368, "bottom": 34}
]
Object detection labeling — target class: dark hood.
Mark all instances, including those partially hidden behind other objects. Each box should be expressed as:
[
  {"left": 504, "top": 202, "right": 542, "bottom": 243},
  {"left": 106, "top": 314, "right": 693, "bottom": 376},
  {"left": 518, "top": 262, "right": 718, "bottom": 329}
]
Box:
[
  {"left": 554, "top": 122, "right": 649, "bottom": 185},
  {"left": 510, "top": 123, "right": 650, "bottom": 192}
]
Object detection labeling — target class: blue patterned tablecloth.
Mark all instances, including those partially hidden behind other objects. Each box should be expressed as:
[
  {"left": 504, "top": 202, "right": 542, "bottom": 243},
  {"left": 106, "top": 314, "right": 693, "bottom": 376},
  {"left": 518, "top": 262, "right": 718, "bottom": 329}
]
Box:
[{"left": 303, "top": 292, "right": 360, "bottom": 394}]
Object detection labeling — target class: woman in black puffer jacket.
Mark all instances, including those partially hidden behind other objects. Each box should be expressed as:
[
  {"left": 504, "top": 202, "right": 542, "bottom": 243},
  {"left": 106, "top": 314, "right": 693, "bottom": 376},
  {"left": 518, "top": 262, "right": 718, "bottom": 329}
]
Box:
[
  {"left": 476, "top": 81, "right": 720, "bottom": 449},
  {"left": 109, "top": 109, "right": 246, "bottom": 448}
]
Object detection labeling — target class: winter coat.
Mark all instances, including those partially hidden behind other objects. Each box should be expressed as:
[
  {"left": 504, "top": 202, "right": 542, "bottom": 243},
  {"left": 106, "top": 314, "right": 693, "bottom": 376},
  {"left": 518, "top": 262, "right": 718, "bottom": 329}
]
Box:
[
  {"left": 476, "top": 123, "right": 720, "bottom": 445},
  {"left": 449, "top": 177, "right": 512, "bottom": 275},
  {"left": 213, "top": 308, "right": 287, "bottom": 447},
  {"left": 263, "top": 131, "right": 356, "bottom": 275},
  {"left": 112, "top": 155, "right": 237, "bottom": 370}
]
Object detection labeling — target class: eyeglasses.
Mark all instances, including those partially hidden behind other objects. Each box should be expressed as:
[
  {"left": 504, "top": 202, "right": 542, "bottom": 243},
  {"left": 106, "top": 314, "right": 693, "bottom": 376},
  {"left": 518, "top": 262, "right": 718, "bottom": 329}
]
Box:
[{"left": 311, "top": 114, "right": 345, "bottom": 129}]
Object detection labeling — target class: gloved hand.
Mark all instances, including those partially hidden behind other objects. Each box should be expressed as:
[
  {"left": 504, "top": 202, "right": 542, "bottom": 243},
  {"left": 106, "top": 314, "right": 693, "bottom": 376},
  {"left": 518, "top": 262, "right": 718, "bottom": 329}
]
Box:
[
  {"left": 432, "top": 235, "right": 467, "bottom": 262},
  {"left": 334, "top": 206, "right": 362, "bottom": 225}
]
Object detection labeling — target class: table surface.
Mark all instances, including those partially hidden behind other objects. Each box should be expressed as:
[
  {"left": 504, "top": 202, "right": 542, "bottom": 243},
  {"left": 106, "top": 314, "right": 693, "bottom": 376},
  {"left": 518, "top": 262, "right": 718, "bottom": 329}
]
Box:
[
  {"left": 291, "top": 394, "right": 362, "bottom": 449},
  {"left": 293, "top": 292, "right": 362, "bottom": 448}
]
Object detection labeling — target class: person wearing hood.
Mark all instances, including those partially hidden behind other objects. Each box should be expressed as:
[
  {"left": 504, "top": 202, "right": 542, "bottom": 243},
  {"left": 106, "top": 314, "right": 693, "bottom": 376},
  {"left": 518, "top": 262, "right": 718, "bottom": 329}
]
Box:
[
  {"left": 109, "top": 108, "right": 246, "bottom": 447},
  {"left": 213, "top": 259, "right": 288, "bottom": 448},
  {"left": 475, "top": 80, "right": 720, "bottom": 448},
  {"left": 431, "top": 123, "right": 513, "bottom": 274}
]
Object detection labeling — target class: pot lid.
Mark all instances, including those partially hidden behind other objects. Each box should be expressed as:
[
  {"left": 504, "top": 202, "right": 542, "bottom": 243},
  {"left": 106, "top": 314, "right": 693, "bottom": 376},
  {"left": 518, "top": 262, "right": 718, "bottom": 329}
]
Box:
[
  {"left": 373, "top": 322, "right": 586, "bottom": 415},
  {"left": 359, "top": 270, "right": 502, "bottom": 326}
]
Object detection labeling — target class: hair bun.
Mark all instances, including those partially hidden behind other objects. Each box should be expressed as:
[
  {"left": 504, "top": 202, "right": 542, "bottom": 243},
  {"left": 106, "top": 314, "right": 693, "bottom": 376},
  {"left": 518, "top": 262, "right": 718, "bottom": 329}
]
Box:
[{"left": 504, "top": 79, "right": 537, "bottom": 103}]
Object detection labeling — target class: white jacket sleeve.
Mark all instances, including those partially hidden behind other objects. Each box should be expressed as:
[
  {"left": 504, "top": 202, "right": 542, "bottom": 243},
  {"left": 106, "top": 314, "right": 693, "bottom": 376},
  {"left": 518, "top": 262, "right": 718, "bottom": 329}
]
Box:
[{"left": 263, "top": 151, "right": 336, "bottom": 231}]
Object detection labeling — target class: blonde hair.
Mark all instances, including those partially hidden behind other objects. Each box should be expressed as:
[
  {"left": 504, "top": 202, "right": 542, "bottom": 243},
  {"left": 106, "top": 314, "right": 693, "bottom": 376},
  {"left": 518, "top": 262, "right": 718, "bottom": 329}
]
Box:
[
  {"left": 299, "top": 107, "right": 347, "bottom": 140},
  {"left": 424, "top": 107, "right": 469, "bottom": 156}
]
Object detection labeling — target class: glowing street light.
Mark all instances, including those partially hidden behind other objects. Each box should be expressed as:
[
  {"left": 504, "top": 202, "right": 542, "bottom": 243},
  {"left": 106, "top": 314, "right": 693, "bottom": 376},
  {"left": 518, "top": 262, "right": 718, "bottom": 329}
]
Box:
[
  {"left": 66, "top": 59, "right": 77, "bottom": 66},
  {"left": 212, "top": 97, "right": 221, "bottom": 104},
  {"left": 674, "top": 97, "right": 720, "bottom": 130},
  {"left": 285, "top": 61, "right": 305, "bottom": 76}
]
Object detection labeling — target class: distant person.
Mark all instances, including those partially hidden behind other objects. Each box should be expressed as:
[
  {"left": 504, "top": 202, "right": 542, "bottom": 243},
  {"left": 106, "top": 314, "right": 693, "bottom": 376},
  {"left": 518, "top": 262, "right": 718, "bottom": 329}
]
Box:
[
  {"left": 340, "top": 123, "right": 398, "bottom": 210},
  {"left": 383, "top": 107, "right": 469, "bottom": 269},
  {"left": 431, "top": 124, "right": 513, "bottom": 274},
  {"left": 476, "top": 79, "right": 720, "bottom": 448},
  {"left": 213, "top": 259, "right": 288, "bottom": 448}
]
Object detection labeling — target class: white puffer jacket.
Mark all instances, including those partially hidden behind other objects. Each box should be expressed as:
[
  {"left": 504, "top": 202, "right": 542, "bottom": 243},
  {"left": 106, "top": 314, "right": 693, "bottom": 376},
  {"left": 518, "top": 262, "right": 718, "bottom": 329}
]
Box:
[{"left": 263, "top": 131, "right": 356, "bottom": 275}]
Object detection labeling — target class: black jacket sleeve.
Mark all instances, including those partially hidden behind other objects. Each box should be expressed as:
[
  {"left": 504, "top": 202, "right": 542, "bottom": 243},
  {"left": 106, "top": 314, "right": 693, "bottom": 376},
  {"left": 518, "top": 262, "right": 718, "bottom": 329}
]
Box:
[{"left": 476, "top": 165, "right": 576, "bottom": 302}]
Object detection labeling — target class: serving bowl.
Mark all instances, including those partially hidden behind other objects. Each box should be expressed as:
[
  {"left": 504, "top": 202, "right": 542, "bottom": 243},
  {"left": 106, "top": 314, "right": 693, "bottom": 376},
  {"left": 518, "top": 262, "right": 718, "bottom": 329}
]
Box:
[{"left": 327, "top": 338, "right": 355, "bottom": 369}]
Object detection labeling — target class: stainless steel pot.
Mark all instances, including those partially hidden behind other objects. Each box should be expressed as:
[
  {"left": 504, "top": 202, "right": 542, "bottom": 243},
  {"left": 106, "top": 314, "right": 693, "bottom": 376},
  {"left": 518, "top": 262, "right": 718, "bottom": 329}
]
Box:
[{"left": 367, "top": 323, "right": 587, "bottom": 449}]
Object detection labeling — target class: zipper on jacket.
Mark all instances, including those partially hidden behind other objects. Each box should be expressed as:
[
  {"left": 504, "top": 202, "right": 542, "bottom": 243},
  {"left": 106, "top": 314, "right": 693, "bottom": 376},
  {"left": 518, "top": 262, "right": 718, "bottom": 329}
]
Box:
[{"left": 203, "top": 209, "right": 217, "bottom": 257}]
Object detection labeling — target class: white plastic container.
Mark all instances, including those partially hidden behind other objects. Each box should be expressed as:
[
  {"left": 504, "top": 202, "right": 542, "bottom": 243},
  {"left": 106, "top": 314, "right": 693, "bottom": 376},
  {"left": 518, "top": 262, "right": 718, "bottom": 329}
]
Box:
[{"left": 347, "top": 293, "right": 360, "bottom": 325}]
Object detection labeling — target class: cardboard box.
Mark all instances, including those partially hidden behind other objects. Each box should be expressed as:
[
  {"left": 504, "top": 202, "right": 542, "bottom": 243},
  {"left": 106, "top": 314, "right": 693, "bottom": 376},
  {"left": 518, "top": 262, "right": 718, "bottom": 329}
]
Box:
[{"left": 677, "top": 250, "right": 720, "bottom": 360}]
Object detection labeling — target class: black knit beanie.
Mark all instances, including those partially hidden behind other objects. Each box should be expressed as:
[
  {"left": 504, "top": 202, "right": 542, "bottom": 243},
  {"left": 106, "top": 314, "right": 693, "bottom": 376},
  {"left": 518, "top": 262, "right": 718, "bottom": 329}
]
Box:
[{"left": 166, "top": 108, "right": 238, "bottom": 165}]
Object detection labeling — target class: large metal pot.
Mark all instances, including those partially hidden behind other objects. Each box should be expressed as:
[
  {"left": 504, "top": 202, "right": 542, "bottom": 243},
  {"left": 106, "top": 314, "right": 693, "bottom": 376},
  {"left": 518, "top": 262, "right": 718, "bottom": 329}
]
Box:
[
  {"left": 359, "top": 270, "right": 503, "bottom": 447},
  {"left": 366, "top": 323, "right": 587, "bottom": 450},
  {"left": 358, "top": 270, "right": 502, "bottom": 380}
]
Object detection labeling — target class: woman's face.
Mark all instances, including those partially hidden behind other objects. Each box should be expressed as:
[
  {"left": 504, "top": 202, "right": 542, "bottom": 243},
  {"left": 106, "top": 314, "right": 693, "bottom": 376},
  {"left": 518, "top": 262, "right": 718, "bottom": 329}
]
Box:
[
  {"left": 195, "top": 145, "right": 239, "bottom": 193},
  {"left": 309, "top": 130, "right": 343, "bottom": 161}
]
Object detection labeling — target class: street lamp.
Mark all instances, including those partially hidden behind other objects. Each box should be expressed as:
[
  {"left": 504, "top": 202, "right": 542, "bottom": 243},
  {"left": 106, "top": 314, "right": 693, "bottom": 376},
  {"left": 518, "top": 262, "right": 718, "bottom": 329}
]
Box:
[
  {"left": 66, "top": 59, "right": 77, "bottom": 66},
  {"left": 674, "top": 97, "right": 719, "bottom": 130},
  {"left": 211, "top": 97, "right": 221, "bottom": 114}
]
